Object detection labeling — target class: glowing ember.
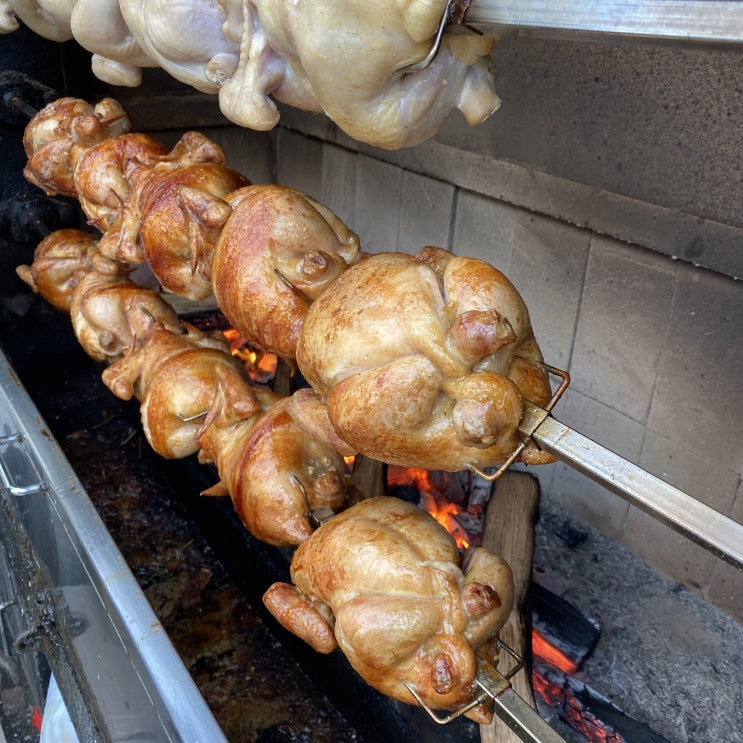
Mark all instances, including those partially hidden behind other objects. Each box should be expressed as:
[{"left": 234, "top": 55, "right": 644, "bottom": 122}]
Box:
[
  {"left": 532, "top": 630, "right": 578, "bottom": 675},
  {"left": 387, "top": 465, "right": 477, "bottom": 549},
  {"left": 222, "top": 329, "right": 278, "bottom": 385}
]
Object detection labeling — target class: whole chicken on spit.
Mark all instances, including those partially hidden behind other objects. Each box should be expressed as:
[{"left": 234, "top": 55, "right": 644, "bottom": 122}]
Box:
[
  {"left": 264, "top": 496, "right": 513, "bottom": 722},
  {"left": 23, "top": 96, "right": 133, "bottom": 199},
  {"left": 2, "top": 0, "right": 499, "bottom": 149},
  {"left": 294, "top": 246, "right": 555, "bottom": 472},
  {"left": 16, "top": 227, "right": 359, "bottom": 545},
  {"left": 209, "top": 184, "right": 362, "bottom": 359}
]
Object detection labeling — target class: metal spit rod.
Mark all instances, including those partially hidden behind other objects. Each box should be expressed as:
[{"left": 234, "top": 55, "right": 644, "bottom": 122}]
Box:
[
  {"left": 520, "top": 401, "right": 743, "bottom": 569},
  {"left": 461, "top": 0, "right": 743, "bottom": 44}
]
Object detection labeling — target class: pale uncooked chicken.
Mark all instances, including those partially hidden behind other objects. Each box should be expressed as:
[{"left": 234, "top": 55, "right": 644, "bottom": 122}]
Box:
[
  {"left": 0, "top": 0, "right": 73, "bottom": 40},
  {"left": 4, "top": 0, "right": 498, "bottom": 149},
  {"left": 219, "top": 0, "right": 500, "bottom": 148},
  {"left": 263, "top": 496, "right": 513, "bottom": 722},
  {"left": 118, "top": 0, "right": 241, "bottom": 91}
]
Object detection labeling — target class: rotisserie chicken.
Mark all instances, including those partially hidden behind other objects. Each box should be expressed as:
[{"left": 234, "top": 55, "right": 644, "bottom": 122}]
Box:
[
  {"left": 263, "top": 496, "right": 513, "bottom": 722},
  {"left": 197, "top": 372, "right": 358, "bottom": 546},
  {"left": 101, "top": 320, "right": 250, "bottom": 458},
  {"left": 294, "top": 247, "right": 555, "bottom": 472},
  {"left": 16, "top": 226, "right": 359, "bottom": 546},
  {"left": 2, "top": 0, "right": 499, "bottom": 149},
  {"left": 23, "top": 96, "right": 133, "bottom": 198},
  {"left": 15, "top": 227, "right": 98, "bottom": 312},
  {"left": 210, "top": 184, "right": 362, "bottom": 359}
]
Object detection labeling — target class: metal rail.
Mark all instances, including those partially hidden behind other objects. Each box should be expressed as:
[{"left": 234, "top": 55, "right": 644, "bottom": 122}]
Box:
[
  {"left": 463, "top": 0, "right": 743, "bottom": 44},
  {"left": 0, "top": 348, "right": 227, "bottom": 743}
]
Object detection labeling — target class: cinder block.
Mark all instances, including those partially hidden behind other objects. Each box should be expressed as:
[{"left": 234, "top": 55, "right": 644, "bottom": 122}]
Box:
[
  {"left": 353, "top": 155, "right": 403, "bottom": 253},
  {"left": 451, "top": 190, "right": 517, "bottom": 270},
  {"left": 275, "top": 128, "right": 324, "bottom": 198},
  {"left": 508, "top": 211, "right": 590, "bottom": 370},
  {"left": 558, "top": 386, "right": 645, "bottom": 460},
  {"left": 571, "top": 236, "right": 678, "bottom": 423},
  {"left": 547, "top": 461, "right": 630, "bottom": 541},
  {"left": 398, "top": 171, "right": 454, "bottom": 253},
  {"left": 320, "top": 143, "right": 359, "bottom": 232},
  {"left": 640, "top": 429, "right": 738, "bottom": 515},
  {"left": 545, "top": 388, "right": 645, "bottom": 538},
  {"left": 204, "top": 126, "right": 276, "bottom": 185},
  {"left": 648, "top": 261, "right": 743, "bottom": 474}
]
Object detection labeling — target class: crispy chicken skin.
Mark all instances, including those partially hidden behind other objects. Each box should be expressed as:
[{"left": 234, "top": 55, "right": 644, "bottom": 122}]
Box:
[
  {"left": 294, "top": 247, "right": 555, "bottom": 471},
  {"left": 210, "top": 184, "right": 361, "bottom": 359},
  {"left": 264, "top": 496, "right": 513, "bottom": 722},
  {"left": 196, "top": 367, "right": 357, "bottom": 546}
]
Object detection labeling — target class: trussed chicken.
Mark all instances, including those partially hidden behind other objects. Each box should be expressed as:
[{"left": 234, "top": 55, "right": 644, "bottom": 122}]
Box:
[
  {"left": 263, "top": 496, "right": 513, "bottom": 722},
  {"left": 92, "top": 129, "right": 249, "bottom": 296},
  {"left": 67, "top": 248, "right": 182, "bottom": 363},
  {"left": 219, "top": 0, "right": 499, "bottom": 148},
  {"left": 101, "top": 321, "right": 253, "bottom": 458},
  {"left": 4, "top": 1, "right": 499, "bottom": 149},
  {"left": 294, "top": 247, "right": 555, "bottom": 472},
  {"left": 15, "top": 228, "right": 98, "bottom": 312},
  {"left": 23, "top": 96, "right": 132, "bottom": 198},
  {"left": 210, "top": 184, "right": 362, "bottom": 359},
  {"left": 196, "top": 366, "right": 358, "bottom": 546}
]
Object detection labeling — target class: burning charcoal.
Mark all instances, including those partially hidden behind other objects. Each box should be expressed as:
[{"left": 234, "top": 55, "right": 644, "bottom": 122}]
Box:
[{"left": 531, "top": 583, "right": 601, "bottom": 673}]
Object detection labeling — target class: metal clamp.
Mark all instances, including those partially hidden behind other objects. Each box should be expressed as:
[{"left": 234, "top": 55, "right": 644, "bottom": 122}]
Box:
[
  {"left": 404, "top": 639, "right": 568, "bottom": 741},
  {"left": 466, "top": 363, "right": 570, "bottom": 483}
]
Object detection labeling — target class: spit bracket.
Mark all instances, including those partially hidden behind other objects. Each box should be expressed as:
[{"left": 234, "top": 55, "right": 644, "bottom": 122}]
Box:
[{"left": 404, "top": 640, "right": 569, "bottom": 742}]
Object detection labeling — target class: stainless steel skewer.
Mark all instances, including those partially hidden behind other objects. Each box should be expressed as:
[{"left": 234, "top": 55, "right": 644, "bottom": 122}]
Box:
[
  {"left": 520, "top": 399, "right": 743, "bottom": 569},
  {"left": 468, "top": 363, "right": 743, "bottom": 569},
  {"left": 461, "top": 0, "right": 743, "bottom": 44},
  {"left": 406, "top": 654, "right": 569, "bottom": 742}
]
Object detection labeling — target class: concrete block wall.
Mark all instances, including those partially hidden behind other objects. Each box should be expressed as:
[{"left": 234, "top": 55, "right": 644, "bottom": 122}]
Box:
[{"left": 198, "top": 121, "right": 743, "bottom": 622}]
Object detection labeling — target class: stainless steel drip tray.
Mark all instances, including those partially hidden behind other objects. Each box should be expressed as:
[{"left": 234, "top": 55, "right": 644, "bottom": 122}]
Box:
[{"left": 0, "top": 346, "right": 226, "bottom": 743}]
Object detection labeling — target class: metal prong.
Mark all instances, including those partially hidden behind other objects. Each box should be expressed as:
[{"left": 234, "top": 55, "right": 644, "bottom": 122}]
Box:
[
  {"left": 402, "top": 0, "right": 458, "bottom": 73},
  {"left": 177, "top": 411, "right": 208, "bottom": 423},
  {"left": 289, "top": 473, "right": 334, "bottom": 529},
  {"left": 274, "top": 269, "right": 312, "bottom": 304},
  {"left": 467, "top": 362, "right": 570, "bottom": 482}
]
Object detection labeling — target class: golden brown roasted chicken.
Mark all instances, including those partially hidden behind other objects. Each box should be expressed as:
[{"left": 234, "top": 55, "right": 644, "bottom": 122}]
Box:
[
  {"left": 15, "top": 228, "right": 98, "bottom": 312},
  {"left": 196, "top": 368, "right": 357, "bottom": 546},
  {"left": 23, "top": 96, "right": 132, "bottom": 198},
  {"left": 294, "top": 247, "right": 555, "bottom": 472},
  {"left": 263, "top": 496, "right": 513, "bottom": 722},
  {"left": 210, "top": 184, "right": 362, "bottom": 359}
]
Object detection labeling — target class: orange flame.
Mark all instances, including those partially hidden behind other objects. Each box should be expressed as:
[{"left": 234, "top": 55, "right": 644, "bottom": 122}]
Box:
[
  {"left": 387, "top": 465, "right": 470, "bottom": 549},
  {"left": 222, "top": 329, "right": 278, "bottom": 383}
]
